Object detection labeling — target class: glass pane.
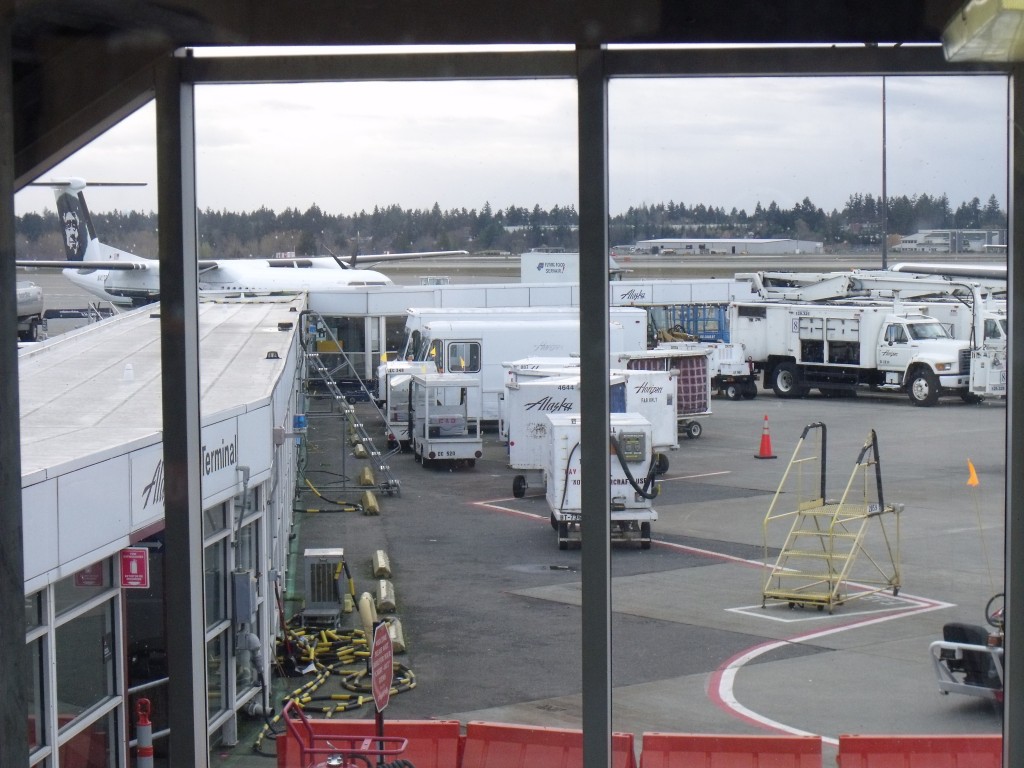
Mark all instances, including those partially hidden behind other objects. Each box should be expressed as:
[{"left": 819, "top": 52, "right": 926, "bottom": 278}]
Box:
[
  {"left": 54, "top": 560, "right": 111, "bottom": 617},
  {"left": 56, "top": 600, "right": 116, "bottom": 720},
  {"left": 609, "top": 72, "right": 1007, "bottom": 741},
  {"left": 205, "top": 538, "right": 227, "bottom": 628},
  {"left": 58, "top": 708, "right": 118, "bottom": 768},
  {"left": 203, "top": 502, "right": 228, "bottom": 538},
  {"left": 27, "top": 637, "right": 44, "bottom": 753},
  {"left": 25, "top": 591, "right": 43, "bottom": 631},
  {"left": 207, "top": 634, "right": 226, "bottom": 719}
]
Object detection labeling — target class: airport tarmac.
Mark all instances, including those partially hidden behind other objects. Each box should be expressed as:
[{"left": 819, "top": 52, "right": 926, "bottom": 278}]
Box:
[
  {"left": 256, "top": 383, "right": 1005, "bottom": 764},
  {"left": 18, "top": 265, "right": 1006, "bottom": 763}
]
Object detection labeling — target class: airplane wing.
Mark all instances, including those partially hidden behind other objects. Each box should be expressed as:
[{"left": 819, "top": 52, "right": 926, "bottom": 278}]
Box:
[
  {"left": 346, "top": 250, "right": 469, "bottom": 268},
  {"left": 16, "top": 260, "right": 150, "bottom": 270}
]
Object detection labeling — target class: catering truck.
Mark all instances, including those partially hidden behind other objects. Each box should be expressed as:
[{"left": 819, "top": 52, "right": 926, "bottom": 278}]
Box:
[
  {"left": 729, "top": 300, "right": 973, "bottom": 406},
  {"left": 409, "top": 309, "right": 647, "bottom": 421}
]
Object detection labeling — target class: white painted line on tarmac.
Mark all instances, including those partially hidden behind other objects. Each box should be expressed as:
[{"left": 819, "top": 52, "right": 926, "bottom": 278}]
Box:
[
  {"left": 710, "top": 592, "right": 953, "bottom": 745},
  {"left": 728, "top": 592, "right": 940, "bottom": 624}
]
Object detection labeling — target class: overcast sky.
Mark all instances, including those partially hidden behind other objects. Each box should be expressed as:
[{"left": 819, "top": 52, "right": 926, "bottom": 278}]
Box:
[{"left": 14, "top": 73, "right": 1008, "bottom": 218}]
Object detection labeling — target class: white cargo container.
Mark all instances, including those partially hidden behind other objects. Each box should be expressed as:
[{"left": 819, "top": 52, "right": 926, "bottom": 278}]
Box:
[
  {"left": 505, "top": 374, "right": 628, "bottom": 498},
  {"left": 610, "top": 347, "right": 712, "bottom": 438},
  {"left": 545, "top": 412, "right": 658, "bottom": 550}
]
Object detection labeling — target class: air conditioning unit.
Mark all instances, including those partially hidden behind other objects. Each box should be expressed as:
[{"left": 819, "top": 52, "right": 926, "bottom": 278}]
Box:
[{"left": 302, "top": 547, "right": 345, "bottom": 626}]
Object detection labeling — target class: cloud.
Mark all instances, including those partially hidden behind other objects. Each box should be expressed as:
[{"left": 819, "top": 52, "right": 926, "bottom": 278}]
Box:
[{"left": 15, "top": 72, "right": 1007, "bottom": 219}]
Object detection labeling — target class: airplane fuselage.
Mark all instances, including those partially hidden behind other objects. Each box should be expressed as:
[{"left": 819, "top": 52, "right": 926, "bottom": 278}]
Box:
[{"left": 62, "top": 258, "right": 394, "bottom": 306}]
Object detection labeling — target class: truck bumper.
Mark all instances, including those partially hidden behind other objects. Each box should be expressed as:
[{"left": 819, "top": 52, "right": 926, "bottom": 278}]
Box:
[{"left": 939, "top": 374, "right": 970, "bottom": 389}]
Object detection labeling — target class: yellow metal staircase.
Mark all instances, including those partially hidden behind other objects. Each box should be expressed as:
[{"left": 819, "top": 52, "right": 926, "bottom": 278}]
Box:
[{"left": 761, "top": 423, "right": 902, "bottom": 613}]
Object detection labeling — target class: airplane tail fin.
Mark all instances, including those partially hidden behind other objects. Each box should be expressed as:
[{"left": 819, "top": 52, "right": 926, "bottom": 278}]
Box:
[{"left": 34, "top": 177, "right": 146, "bottom": 263}]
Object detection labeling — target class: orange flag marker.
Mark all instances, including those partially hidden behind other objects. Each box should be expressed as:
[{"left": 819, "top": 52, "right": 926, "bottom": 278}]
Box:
[{"left": 967, "top": 459, "right": 979, "bottom": 487}]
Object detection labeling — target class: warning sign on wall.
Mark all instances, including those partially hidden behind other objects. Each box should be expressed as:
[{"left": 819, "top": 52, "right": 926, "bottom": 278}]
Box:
[{"left": 120, "top": 547, "right": 150, "bottom": 589}]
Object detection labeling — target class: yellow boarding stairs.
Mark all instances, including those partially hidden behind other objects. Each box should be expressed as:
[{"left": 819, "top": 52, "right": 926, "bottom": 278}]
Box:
[{"left": 761, "top": 423, "right": 902, "bottom": 614}]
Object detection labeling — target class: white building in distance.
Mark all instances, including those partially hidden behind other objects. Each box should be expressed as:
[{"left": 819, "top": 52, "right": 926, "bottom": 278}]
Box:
[{"left": 632, "top": 237, "right": 823, "bottom": 256}]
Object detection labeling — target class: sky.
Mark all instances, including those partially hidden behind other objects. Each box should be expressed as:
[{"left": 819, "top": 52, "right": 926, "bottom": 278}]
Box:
[{"left": 14, "top": 72, "right": 1008, "bottom": 219}]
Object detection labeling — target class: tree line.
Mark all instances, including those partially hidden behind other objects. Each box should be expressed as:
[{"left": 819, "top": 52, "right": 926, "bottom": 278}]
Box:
[{"left": 15, "top": 192, "right": 1006, "bottom": 261}]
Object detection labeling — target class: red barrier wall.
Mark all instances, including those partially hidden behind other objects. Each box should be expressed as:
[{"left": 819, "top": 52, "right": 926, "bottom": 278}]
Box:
[
  {"left": 276, "top": 717, "right": 461, "bottom": 768},
  {"left": 461, "top": 721, "right": 637, "bottom": 768},
  {"left": 837, "top": 734, "right": 1002, "bottom": 768},
  {"left": 640, "top": 732, "right": 822, "bottom": 768}
]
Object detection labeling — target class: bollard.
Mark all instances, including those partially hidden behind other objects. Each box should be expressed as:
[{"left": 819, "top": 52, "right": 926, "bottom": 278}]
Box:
[{"left": 136, "top": 698, "right": 154, "bottom": 768}]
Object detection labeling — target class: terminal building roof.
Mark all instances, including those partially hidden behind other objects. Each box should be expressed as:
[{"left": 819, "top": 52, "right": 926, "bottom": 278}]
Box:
[{"left": 18, "top": 295, "right": 304, "bottom": 483}]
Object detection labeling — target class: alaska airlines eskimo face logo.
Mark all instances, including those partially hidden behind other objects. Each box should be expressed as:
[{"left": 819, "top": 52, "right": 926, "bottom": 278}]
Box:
[
  {"left": 618, "top": 288, "right": 649, "bottom": 301},
  {"left": 56, "top": 192, "right": 87, "bottom": 261},
  {"left": 525, "top": 395, "right": 576, "bottom": 413}
]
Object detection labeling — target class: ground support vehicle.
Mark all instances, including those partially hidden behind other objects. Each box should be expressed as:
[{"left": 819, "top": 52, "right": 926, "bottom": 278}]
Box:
[
  {"left": 375, "top": 360, "right": 435, "bottom": 447},
  {"left": 545, "top": 412, "right": 658, "bottom": 550},
  {"left": 408, "top": 372, "right": 483, "bottom": 468},
  {"left": 410, "top": 311, "right": 646, "bottom": 422},
  {"left": 729, "top": 300, "right": 973, "bottom": 406},
  {"left": 739, "top": 270, "right": 1006, "bottom": 399},
  {"left": 609, "top": 347, "right": 711, "bottom": 438},
  {"left": 16, "top": 280, "right": 44, "bottom": 341},
  {"left": 930, "top": 592, "right": 1004, "bottom": 702},
  {"left": 506, "top": 372, "right": 676, "bottom": 499}
]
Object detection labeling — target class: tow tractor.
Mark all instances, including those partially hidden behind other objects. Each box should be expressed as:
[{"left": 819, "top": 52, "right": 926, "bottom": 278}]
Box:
[{"left": 929, "top": 592, "right": 1005, "bottom": 702}]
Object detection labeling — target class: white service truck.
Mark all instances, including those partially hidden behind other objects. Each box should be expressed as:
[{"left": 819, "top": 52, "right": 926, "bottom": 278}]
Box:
[
  {"left": 409, "top": 310, "right": 647, "bottom": 421},
  {"left": 729, "top": 300, "right": 973, "bottom": 406}
]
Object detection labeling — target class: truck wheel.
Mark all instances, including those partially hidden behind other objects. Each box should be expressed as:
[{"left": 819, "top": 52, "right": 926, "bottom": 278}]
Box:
[
  {"left": 742, "top": 381, "right": 758, "bottom": 399},
  {"left": 907, "top": 369, "right": 939, "bottom": 406},
  {"left": 640, "top": 521, "right": 652, "bottom": 550},
  {"left": 724, "top": 384, "right": 742, "bottom": 400},
  {"left": 513, "top": 475, "right": 527, "bottom": 498},
  {"left": 771, "top": 363, "right": 805, "bottom": 398}
]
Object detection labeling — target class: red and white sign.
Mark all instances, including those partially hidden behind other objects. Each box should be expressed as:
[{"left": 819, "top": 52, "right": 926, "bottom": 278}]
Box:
[
  {"left": 120, "top": 547, "right": 150, "bottom": 589},
  {"left": 371, "top": 622, "right": 394, "bottom": 712}
]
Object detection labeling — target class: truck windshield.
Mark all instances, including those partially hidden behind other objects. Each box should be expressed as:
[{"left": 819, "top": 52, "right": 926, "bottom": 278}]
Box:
[{"left": 906, "top": 322, "right": 951, "bottom": 341}]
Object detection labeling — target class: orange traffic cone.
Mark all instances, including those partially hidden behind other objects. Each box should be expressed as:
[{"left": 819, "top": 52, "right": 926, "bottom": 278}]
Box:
[{"left": 755, "top": 414, "right": 777, "bottom": 459}]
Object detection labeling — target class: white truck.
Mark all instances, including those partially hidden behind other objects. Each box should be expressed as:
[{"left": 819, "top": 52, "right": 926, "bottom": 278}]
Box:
[
  {"left": 408, "top": 310, "right": 647, "bottom": 421},
  {"left": 737, "top": 270, "right": 1005, "bottom": 400},
  {"left": 16, "top": 281, "right": 44, "bottom": 342},
  {"left": 729, "top": 300, "right": 973, "bottom": 406}
]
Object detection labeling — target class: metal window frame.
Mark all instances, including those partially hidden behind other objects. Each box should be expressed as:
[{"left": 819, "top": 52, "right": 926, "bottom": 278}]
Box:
[{"left": 1, "top": 43, "right": 1015, "bottom": 767}]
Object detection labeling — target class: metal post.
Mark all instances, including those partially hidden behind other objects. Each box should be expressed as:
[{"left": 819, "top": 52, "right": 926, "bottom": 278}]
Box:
[
  {"left": 156, "top": 53, "right": 209, "bottom": 765},
  {"left": 0, "top": 22, "right": 29, "bottom": 768},
  {"left": 1004, "top": 65, "right": 1022, "bottom": 768},
  {"left": 577, "top": 44, "right": 612, "bottom": 768}
]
